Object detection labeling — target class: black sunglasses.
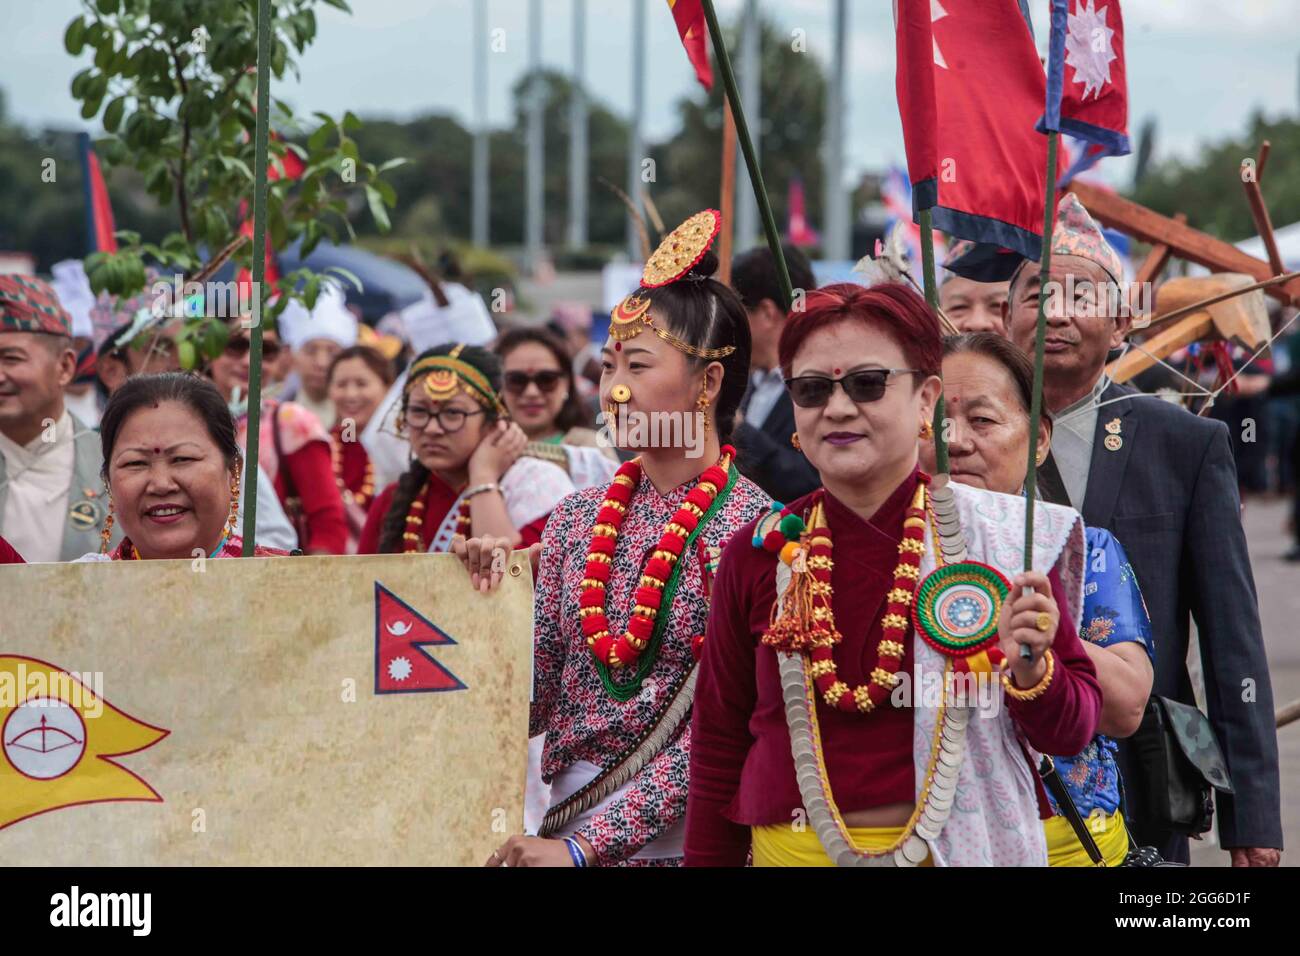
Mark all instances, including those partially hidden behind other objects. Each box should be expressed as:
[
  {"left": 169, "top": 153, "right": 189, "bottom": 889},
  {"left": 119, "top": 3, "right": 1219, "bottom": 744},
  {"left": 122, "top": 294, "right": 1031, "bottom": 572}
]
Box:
[
  {"left": 784, "top": 368, "right": 921, "bottom": 408},
  {"left": 504, "top": 370, "right": 565, "bottom": 395},
  {"left": 225, "top": 336, "right": 282, "bottom": 360}
]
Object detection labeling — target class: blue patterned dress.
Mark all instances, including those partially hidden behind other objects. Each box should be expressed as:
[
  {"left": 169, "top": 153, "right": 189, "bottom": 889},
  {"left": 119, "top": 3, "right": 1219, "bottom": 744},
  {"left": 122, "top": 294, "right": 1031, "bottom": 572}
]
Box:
[{"left": 1047, "top": 527, "right": 1154, "bottom": 819}]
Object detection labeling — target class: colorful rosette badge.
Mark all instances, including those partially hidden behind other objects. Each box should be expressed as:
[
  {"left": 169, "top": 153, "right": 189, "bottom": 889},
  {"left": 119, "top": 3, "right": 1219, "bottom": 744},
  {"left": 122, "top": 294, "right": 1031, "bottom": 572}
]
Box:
[{"left": 912, "top": 562, "right": 1011, "bottom": 674}]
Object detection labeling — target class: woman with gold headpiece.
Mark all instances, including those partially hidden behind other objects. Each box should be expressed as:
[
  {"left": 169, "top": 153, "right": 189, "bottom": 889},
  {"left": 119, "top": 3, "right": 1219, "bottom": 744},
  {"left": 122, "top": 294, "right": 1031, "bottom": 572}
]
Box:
[
  {"left": 357, "top": 343, "right": 575, "bottom": 555},
  {"left": 456, "top": 211, "right": 770, "bottom": 867}
]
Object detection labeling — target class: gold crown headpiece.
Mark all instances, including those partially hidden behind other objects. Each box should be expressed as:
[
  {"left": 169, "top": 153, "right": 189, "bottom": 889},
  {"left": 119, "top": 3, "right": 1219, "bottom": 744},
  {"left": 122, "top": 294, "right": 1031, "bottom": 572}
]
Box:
[
  {"left": 404, "top": 343, "right": 506, "bottom": 416},
  {"left": 609, "top": 209, "right": 735, "bottom": 361}
]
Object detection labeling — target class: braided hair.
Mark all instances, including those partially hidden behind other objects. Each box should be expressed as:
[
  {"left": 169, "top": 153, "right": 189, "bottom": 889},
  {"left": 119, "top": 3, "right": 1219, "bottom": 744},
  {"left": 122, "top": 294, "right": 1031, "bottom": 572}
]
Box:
[{"left": 376, "top": 344, "right": 504, "bottom": 553}]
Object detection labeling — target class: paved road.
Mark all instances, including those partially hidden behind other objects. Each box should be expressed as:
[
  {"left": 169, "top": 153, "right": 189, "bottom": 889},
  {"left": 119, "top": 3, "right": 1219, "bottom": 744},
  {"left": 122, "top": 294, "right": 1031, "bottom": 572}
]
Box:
[{"left": 1189, "top": 496, "right": 1298, "bottom": 866}]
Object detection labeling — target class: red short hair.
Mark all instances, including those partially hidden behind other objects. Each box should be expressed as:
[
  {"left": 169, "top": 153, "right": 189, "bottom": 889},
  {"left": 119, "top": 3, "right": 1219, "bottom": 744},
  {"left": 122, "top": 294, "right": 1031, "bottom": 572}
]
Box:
[{"left": 778, "top": 282, "right": 942, "bottom": 379}]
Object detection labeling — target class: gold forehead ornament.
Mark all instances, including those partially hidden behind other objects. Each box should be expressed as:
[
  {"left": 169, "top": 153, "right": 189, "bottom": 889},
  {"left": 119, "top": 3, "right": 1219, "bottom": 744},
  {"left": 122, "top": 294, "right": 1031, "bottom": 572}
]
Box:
[{"left": 608, "top": 209, "right": 735, "bottom": 361}]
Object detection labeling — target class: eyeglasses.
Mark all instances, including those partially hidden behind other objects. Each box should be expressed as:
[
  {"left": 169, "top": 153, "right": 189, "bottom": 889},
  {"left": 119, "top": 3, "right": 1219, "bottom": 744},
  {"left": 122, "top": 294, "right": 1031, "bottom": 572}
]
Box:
[
  {"left": 224, "top": 336, "right": 282, "bottom": 360},
  {"left": 404, "top": 404, "right": 485, "bottom": 434},
  {"left": 784, "top": 368, "right": 922, "bottom": 408},
  {"left": 504, "top": 370, "right": 565, "bottom": 395}
]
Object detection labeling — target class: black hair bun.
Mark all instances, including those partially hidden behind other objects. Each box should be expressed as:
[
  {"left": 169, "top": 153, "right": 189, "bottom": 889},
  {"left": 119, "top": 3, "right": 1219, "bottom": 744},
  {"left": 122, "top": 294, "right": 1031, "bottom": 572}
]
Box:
[{"left": 694, "top": 248, "right": 720, "bottom": 280}]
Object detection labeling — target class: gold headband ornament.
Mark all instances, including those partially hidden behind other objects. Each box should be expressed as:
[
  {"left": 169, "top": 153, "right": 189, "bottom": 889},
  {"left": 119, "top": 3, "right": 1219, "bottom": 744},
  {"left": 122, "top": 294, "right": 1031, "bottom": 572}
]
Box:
[
  {"left": 404, "top": 344, "right": 506, "bottom": 416},
  {"left": 610, "top": 209, "right": 736, "bottom": 361}
]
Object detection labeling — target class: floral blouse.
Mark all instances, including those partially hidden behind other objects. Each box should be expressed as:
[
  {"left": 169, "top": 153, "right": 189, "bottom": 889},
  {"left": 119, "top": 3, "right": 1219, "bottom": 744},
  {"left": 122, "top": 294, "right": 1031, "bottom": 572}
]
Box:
[
  {"left": 1048, "top": 526, "right": 1154, "bottom": 818},
  {"left": 531, "top": 465, "right": 768, "bottom": 864}
]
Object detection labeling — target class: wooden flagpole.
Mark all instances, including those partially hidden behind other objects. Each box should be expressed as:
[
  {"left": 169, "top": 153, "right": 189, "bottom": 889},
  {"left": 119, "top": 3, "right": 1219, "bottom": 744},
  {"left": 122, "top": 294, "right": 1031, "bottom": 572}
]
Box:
[
  {"left": 718, "top": 102, "right": 738, "bottom": 286},
  {"left": 240, "top": 0, "right": 273, "bottom": 554},
  {"left": 701, "top": 0, "right": 792, "bottom": 311}
]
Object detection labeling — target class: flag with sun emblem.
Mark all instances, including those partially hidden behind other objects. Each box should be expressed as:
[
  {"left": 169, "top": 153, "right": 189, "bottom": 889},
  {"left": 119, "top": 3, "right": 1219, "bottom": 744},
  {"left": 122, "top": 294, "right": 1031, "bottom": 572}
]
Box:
[
  {"left": 0, "top": 553, "right": 533, "bottom": 865},
  {"left": 1040, "top": 0, "right": 1131, "bottom": 180},
  {"left": 375, "top": 582, "right": 467, "bottom": 694}
]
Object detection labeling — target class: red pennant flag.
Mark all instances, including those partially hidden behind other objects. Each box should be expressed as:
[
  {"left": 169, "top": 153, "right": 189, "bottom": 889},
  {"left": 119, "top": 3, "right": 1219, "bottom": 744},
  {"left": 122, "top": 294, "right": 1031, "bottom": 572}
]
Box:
[
  {"left": 78, "top": 133, "right": 118, "bottom": 255},
  {"left": 895, "top": 0, "right": 1048, "bottom": 260},
  {"left": 374, "top": 583, "right": 467, "bottom": 694},
  {"left": 667, "top": 0, "right": 713, "bottom": 90}
]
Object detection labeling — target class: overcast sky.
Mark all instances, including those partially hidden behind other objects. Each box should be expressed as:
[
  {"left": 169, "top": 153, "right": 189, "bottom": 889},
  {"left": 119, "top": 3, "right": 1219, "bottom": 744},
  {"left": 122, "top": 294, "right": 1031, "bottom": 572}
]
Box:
[{"left": 3, "top": 0, "right": 1297, "bottom": 192}]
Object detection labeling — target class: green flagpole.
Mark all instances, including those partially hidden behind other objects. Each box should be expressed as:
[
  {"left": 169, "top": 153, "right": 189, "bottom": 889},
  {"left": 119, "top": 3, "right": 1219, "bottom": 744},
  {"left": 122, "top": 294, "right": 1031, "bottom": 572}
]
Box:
[
  {"left": 1020, "top": 129, "right": 1061, "bottom": 658},
  {"left": 240, "top": 0, "right": 273, "bottom": 555},
  {"left": 700, "top": 0, "right": 792, "bottom": 312},
  {"left": 918, "top": 208, "right": 947, "bottom": 474}
]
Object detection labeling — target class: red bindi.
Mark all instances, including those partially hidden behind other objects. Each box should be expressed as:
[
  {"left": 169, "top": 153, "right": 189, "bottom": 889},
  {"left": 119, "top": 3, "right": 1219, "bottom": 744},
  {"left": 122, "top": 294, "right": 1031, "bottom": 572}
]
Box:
[
  {"left": 614, "top": 342, "right": 622, "bottom": 352},
  {"left": 833, "top": 368, "right": 842, "bottom": 376},
  {"left": 153, "top": 447, "right": 161, "bottom": 455}
]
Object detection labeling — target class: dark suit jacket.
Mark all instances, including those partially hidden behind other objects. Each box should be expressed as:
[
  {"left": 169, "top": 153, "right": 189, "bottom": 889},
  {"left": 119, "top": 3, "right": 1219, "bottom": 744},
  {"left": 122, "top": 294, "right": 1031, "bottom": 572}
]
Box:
[
  {"left": 1039, "top": 382, "right": 1282, "bottom": 854},
  {"left": 732, "top": 389, "right": 821, "bottom": 504}
]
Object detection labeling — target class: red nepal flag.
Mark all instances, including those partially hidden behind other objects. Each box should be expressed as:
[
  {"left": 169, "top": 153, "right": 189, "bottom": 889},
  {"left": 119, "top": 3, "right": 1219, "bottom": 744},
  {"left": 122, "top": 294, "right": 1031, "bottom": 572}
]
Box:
[
  {"left": 666, "top": 0, "right": 714, "bottom": 91},
  {"left": 894, "top": 0, "right": 1048, "bottom": 260},
  {"left": 374, "top": 582, "right": 467, "bottom": 695},
  {"left": 1040, "top": 0, "right": 1131, "bottom": 183}
]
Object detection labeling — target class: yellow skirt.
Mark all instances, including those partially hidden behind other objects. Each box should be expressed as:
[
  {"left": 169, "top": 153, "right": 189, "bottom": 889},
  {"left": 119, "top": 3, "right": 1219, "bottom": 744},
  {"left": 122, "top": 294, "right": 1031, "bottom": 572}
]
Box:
[
  {"left": 752, "top": 822, "right": 932, "bottom": 867},
  {"left": 1044, "top": 809, "right": 1129, "bottom": 867}
]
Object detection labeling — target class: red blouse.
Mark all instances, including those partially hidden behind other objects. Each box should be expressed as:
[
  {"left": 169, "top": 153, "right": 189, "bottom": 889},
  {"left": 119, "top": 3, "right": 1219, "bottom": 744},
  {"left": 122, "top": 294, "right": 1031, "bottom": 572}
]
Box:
[
  {"left": 0, "top": 535, "right": 24, "bottom": 564},
  {"left": 684, "top": 469, "right": 1101, "bottom": 867},
  {"left": 274, "top": 440, "right": 349, "bottom": 555},
  {"left": 356, "top": 472, "right": 554, "bottom": 555},
  {"left": 358, "top": 474, "right": 460, "bottom": 555}
]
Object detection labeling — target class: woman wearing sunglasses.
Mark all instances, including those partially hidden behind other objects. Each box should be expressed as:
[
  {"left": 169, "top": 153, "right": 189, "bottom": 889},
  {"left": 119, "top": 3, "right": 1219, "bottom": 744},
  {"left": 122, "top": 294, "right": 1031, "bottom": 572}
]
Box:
[
  {"left": 685, "top": 282, "right": 1102, "bottom": 867},
  {"left": 920, "top": 333, "right": 1153, "bottom": 866},
  {"left": 208, "top": 323, "right": 348, "bottom": 555},
  {"left": 495, "top": 327, "right": 618, "bottom": 491},
  {"left": 357, "top": 343, "right": 575, "bottom": 555},
  {"left": 456, "top": 211, "right": 770, "bottom": 867}
]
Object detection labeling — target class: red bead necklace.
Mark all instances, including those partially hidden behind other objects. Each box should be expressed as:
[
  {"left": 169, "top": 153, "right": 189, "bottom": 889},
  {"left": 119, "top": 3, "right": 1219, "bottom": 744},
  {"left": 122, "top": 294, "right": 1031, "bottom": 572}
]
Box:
[{"left": 579, "top": 446, "right": 735, "bottom": 670}]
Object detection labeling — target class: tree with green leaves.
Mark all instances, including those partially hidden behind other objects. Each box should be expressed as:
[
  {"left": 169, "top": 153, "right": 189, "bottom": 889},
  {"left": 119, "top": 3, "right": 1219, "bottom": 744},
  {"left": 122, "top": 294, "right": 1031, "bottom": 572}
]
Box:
[{"left": 63, "top": 0, "right": 403, "bottom": 365}]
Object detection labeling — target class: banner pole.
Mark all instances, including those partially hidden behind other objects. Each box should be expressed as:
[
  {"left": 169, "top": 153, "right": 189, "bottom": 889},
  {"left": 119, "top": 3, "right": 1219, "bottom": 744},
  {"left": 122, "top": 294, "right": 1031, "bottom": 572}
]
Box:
[
  {"left": 701, "top": 0, "right": 792, "bottom": 311},
  {"left": 1020, "top": 129, "right": 1061, "bottom": 657},
  {"left": 241, "top": 0, "right": 273, "bottom": 555}
]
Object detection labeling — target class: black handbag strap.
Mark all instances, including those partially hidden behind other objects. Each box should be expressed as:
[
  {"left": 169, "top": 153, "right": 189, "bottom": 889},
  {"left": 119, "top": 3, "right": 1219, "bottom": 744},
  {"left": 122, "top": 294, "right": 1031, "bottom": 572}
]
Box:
[{"left": 1038, "top": 756, "right": 1106, "bottom": 866}]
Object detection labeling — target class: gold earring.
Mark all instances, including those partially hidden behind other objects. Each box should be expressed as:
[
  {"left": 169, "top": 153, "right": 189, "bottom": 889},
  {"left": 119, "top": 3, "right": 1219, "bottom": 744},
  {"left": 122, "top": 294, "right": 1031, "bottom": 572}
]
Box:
[
  {"left": 791, "top": 431, "right": 802, "bottom": 451},
  {"left": 919, "top": 420, "right": 934, "bottom": 440},
  {"left": 100, "top": 495, "right": 116, "bottom": 555},
  {"left": 227, "top": 461, "right": 243, "bottom": 535},
  {"left": 697, "top": 388, "right": 710, "bottom": 435}
]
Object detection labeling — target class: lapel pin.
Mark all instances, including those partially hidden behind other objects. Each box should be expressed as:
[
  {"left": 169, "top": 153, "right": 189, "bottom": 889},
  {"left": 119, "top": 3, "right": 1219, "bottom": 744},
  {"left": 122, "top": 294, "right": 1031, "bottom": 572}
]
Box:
[
  {"left": 1104, "top": 434, "right": 1123, "bottom": 452},
  {"left": 1105, "top": 418, "right": 1122, "bottom": 435}
]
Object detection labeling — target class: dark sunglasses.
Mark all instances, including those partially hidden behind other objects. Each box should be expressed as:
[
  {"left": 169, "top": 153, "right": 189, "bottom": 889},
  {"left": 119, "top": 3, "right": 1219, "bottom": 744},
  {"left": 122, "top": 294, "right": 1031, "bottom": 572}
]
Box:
[
  {"left": 785, "top": 368, "right": 921, "bottom": 408},
  {"left": 225, "top": 336, "right": 282, "bottom": 360},
  {"left": 504, "top": 370, "right": 565, "bottom": 395}
]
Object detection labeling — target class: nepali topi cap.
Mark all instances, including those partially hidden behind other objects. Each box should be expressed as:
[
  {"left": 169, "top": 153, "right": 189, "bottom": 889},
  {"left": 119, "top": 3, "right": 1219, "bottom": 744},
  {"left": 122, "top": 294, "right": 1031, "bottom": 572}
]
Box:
[
  {"left": 0, "top": 275, "right": 73, "bottom": 337},
  {"left": 1046, "top": 193, "right": 1125, "bottom": 285}
]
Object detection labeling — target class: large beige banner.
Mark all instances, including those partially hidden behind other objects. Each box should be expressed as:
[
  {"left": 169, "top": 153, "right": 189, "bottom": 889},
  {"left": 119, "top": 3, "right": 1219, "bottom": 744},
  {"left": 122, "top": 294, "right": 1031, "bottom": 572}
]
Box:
[{"left": 0, "top": 553, "right": 534, "bottom": 865}]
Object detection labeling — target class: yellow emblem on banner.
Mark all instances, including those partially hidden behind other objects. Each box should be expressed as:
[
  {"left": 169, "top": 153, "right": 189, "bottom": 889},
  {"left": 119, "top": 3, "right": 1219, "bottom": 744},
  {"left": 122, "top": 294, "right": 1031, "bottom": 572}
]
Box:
[{"left": 0, "top": 656, "right": 167, "bottom": 830}]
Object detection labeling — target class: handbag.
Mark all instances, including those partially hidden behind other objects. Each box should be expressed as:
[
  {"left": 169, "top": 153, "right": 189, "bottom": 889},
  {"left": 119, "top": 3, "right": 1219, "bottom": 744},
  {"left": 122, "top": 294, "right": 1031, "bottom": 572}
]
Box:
[
  {"left": 1126, "top": 695, "right": 1234, "bottom": 836},
  {"left": 1039, "top": 755, "right": 1185, "bottom": 867}
]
